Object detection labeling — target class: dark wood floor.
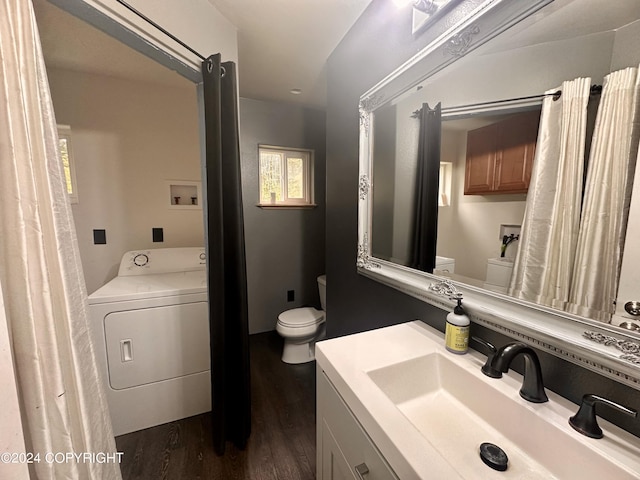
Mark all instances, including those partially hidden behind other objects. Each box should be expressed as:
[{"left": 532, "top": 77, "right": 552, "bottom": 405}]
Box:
[{"left": 116, "top": 332, "right": 317, "bottom": 479}]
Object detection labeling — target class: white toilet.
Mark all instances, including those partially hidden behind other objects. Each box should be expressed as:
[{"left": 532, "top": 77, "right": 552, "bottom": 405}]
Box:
[{"left": 276, "top": 275, "right": 326, "bottom": 364}]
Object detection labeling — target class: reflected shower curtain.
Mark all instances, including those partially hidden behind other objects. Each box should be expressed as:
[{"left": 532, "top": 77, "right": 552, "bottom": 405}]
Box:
[
  {"left": 0, "top": 1, "right": 121, "bottom": 478},
  {"left": 509, "top": 78, "right": 591, "bottom": 308},
  {"left": 409, "top": 103, "right": 441, "bottom": 272},
  {"left": 202, "top": 54, "right": 251, "bottom": 455},
  {"left": 568, "top": 67, "right": 640, "bottom": 321}
]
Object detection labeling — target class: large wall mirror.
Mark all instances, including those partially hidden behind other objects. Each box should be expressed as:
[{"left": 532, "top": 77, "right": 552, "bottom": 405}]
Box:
[{"left": 358, "top": 0, "right": 640, "bottom": 389}]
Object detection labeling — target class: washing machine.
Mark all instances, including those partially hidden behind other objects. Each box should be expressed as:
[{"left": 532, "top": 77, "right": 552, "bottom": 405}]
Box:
[{"left": 88, "top": 247, "right": 210, "bottom": 436}]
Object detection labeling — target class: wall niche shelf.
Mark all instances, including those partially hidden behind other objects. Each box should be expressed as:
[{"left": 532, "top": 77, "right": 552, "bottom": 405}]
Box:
[{"left": 167, "top": 181, "right": 202, "bottom": 210}]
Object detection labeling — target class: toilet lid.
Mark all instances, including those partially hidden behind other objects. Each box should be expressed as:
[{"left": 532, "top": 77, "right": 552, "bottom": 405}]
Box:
[{"left": 278, "top": 307, "right": 324, "bottom": 327}]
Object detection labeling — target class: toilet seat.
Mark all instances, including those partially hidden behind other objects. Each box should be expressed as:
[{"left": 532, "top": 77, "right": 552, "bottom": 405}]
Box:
[{"left": 277, "top": 307, "right": 324, "bottom": 328}]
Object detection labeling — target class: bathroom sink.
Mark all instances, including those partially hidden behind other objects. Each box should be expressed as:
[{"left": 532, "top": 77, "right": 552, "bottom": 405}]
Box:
[
  {"left": 317, "top": 322, "right": 640, "bottom": 479},
  {"left": 366, "top": 352, "right": 637, "bottom": 479}
]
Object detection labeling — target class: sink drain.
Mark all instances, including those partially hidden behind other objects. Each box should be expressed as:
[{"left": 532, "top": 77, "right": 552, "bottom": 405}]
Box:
[{"left": 479, "top": 442, "right": 509, "bottom": 471}]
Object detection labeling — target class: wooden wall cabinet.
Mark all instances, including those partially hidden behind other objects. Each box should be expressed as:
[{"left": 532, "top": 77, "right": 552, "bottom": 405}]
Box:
[{"left": 464, "top": 110, "right": 540, "bottom": 195}]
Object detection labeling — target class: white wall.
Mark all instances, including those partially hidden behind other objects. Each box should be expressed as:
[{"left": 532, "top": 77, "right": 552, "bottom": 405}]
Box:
[
  {"left": 417, "top": 31, "right": 615, "bottom": 108},
  {"left": 611, "top": 19, "right": 640, "bottom": 71},
  {"left": 47, "top": 68, "right": 204, "bottom": 293},
  {"left": 39, "top": 0, "right": 239, "bottom": 295}
]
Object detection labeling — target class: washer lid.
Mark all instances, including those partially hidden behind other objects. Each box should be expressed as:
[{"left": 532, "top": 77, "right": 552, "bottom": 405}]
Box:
[
  {"left": 278, "top": 307, "right": 324, "bottom": 327},
  {"left": 88, "top": 270, "right": 207, "bottom": 304}
]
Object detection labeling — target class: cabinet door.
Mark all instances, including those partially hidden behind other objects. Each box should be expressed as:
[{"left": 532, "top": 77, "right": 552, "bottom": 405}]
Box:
[
  {"left": 317, "top": 372, "right": 399, "bottom": 480},
  {"left": 322, "top": 420, "right": 357, "bottom": 480},
  {"left": 464, "top": 123, "right": 497, "bottom": 194},
  {"left": 494, "top": 110, "right": 539, "bottom": 193}
]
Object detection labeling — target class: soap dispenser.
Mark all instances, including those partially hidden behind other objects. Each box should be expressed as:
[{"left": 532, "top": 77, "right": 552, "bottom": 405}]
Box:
[{"left": 445, "top": 294, "right": 470, "bottom": 354}]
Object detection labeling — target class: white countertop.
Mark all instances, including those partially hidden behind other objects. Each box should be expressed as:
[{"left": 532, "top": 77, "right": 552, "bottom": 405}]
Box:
[{"left": 316, "top": 321, "right": 640, "bottom": 479}]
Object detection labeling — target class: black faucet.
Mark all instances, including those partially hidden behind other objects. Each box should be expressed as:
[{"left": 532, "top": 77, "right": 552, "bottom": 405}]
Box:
[
  {"left": 492, "top": 342, "right": 548, "bottom": 403},
  {"left": 569, "top": 394, "right": 637, "bottom": 439},
  {"left": 472, "top": 336, "right": 502, "bottom": 378},
  {"left": 500, "top": 234, "right": 519, "bottom": 258}
]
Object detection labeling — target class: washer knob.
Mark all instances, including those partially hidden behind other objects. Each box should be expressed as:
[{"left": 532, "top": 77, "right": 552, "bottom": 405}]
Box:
[{"left": 133, "top": 253, "right": 149, "bottom": 267}]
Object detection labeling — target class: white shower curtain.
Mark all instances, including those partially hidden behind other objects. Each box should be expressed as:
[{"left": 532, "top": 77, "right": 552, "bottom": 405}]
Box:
[
  {"left": 0, "top": 1, "right": 121, "bottom": 479},
  {"left": 509, "top": 78, "right": 591, "bottom": 309},
  {"left": 568, "top": 67, "right": 640, "bottom": 321}
]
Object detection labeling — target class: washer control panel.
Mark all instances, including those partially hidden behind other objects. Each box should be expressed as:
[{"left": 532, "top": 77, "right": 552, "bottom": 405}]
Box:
[{"left": 118, "top": 247, "right": 206, "bottom": 276}]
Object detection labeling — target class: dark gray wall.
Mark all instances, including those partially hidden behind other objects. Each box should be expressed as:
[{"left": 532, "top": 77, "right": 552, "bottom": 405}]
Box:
[
  {"left": 239, "top": 98, "right": 326, "bottom": 334},
  {"left": 325, "top": 0, "right": 640, "bottom": 437}
]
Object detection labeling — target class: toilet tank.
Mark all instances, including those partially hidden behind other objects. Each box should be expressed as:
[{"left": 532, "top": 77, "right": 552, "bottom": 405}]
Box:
[{"left": 317, "top": 275, "right": 327, "bottom": 311}]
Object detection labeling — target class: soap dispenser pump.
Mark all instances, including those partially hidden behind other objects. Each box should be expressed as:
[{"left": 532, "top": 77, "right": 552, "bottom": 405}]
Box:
[{"left": 445, "top": 294, "right": 470, "bottom": 354}]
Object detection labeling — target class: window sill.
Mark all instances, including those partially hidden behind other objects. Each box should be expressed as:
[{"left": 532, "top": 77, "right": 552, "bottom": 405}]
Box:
[{"left": 256, "top": 203, "right": 317, "bottom": 210}]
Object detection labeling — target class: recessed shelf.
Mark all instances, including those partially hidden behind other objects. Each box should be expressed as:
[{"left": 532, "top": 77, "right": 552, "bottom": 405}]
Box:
[{"left": 167, "top": 181, "right": 201, "bottom": 210}]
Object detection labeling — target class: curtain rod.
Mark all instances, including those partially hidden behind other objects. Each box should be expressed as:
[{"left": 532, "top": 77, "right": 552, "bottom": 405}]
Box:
[
  {"left": 411, "top": 85, "right": 602, "bottom": 118},
  {"left": 114, "top": 0, "right": 206, "bottom": 61}
]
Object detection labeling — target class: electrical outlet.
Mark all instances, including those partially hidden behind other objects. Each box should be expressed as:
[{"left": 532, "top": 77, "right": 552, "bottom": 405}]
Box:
[
  {"left": 152, "top": 227, "right": 164, "bottom": 242},
  {"left": 93, "top": 229, "right": 106, "bottom": 245},
  {"left": 287, "top": 290, "right": 295, "bottom": 302}
]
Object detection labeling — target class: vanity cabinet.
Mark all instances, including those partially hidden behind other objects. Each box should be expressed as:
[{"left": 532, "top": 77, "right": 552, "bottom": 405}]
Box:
[
  {"left": 317, "top": 368, "right": 399, "bottom": 480},
  {"left": 464, "top": 109, "right": 540, "bottom": 195}
]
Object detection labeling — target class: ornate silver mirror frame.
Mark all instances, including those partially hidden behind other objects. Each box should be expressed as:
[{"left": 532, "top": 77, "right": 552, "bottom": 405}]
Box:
[{"left": 357, "top": 0, "right": 640, "bottom": 390}]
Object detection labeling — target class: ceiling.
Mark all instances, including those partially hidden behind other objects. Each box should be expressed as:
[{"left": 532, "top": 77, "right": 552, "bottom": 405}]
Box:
[
  {"left": 481, "top": 0, "right": 640, "bottom": 54},
  {"left": 206, "top": 0, "right": 372, "bottom": 107},
  {"left": 33, "top": 0, "right": 372, "bottom": 108},
  {"left": 33, "top": 0, "right": 193, "bottom": 89},
  {"left": 34, "top": 0, "right": 639, "bottom": 108}
]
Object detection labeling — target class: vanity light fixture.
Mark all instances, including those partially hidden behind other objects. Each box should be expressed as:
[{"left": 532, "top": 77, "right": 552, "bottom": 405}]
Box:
[
  {"left": 393, "top": 0, "right": 453, "bottom": 14},
  {"left": 413, "top": 0, "right": 441, "bottom": 14},
  {"left": 392, "top": 0, "right": 458, "bottom": 34},
  {"left": 392, "top": 0, "right": 415, "bottom": 7}
]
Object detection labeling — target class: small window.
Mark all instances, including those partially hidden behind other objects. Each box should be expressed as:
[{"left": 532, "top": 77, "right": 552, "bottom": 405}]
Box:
[
  {"left": 258, "top": 146, "right": 314, "bottom": 207},
  {"left": 57, "top": 125, "right": 78, "bottom": 204}
]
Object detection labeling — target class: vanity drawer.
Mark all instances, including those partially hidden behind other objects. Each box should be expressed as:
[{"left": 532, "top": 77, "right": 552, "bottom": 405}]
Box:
[{"left": 318, "top": 371, "right": 399, "bottom": 480}]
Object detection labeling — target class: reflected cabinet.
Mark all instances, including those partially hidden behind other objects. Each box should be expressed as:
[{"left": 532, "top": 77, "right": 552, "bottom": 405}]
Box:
[{"left": 464, "top": 110, "right": 540, "bottom": 195}]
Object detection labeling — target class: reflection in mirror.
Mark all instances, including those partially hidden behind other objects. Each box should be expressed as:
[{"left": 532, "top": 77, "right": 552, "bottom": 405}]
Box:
[
  {"left": 371, "top": 100, "right": 417, "bottom": 265},
  {"left": 436, "top": 106, "right": 543, "bottom": 288},
  {"left": 372, "top": 101, "right": 441, "bottom": 273},
  {"left": 368, "top": 0, "right": 640, "bottom": 329}
]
